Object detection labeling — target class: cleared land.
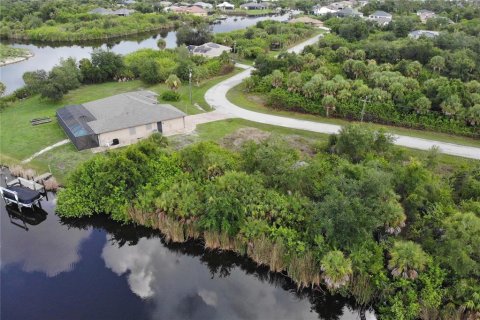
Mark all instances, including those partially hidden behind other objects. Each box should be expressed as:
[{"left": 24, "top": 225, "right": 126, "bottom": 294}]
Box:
[{"left": 226, "top": 82, "right": 480, "bottom": 148}]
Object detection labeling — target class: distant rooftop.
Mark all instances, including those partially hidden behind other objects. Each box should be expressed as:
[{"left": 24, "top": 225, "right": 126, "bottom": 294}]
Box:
[
  {"left": 370, "top": 10, "right": 392, "bottom": 17},
  {"left": 189, "top": 42, "right": 231, "bottom": 57}
]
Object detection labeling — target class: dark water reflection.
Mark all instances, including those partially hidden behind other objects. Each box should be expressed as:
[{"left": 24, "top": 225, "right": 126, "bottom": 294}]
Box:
[
  {"left": 0, "top": 179, "right": 375, "bottom": 320},
  {"left": 0, "top": 14, "right": 289, "bottom": 94}
]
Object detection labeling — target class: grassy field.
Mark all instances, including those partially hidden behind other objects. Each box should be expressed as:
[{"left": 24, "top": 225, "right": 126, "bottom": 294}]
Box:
[
  {"left": 0, "top": 70, "right": 239, "bottom": 164},
  {"left": 227, "top": 83, "right": 480, "bottom": 148},
  {"left": 29, "top": 143, "right": 95, "bottom": 182},
  {"left": 194, "top": 119, "right": 477, "bottom": 169},
  {"left": 0, "top": 44, "right": 31, "bottom": 60},
  {"left": 156, "top": 68, "right": 242, "bottom": 114}
]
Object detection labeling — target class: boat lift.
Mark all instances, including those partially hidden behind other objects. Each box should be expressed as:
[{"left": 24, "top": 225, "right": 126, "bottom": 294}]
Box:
[{"left": 0, "top": 176, "right": 46, "bottom": 212}]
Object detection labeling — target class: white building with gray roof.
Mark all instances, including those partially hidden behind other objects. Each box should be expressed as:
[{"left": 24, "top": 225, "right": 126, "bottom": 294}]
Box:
[
  {"left": 188, "top": 42, "right": 231, "bottom": 58},
  {"left": 56, "top": 91, "right": 186, "bottom": 150},
  {"left": 408, "top": 30, "right": 440, "bottom": 39}
]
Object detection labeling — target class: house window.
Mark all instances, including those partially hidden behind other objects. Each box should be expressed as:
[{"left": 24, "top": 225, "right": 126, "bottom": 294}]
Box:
[
  {"left": 129, "top": 127, "right": 136, "bottom": 135},
  {"left": 146, "top": 123, "right": 152, "bottom": 131}
]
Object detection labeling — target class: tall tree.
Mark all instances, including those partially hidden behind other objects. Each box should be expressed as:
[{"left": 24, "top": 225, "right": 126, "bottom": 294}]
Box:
[{"left": 388, "top": 241, "right": 429, "bottom": 280}]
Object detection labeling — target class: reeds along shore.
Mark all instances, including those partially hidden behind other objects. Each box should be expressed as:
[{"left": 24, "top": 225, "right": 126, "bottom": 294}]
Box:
[{"left": 129, "top": 208, "right": 325, "bottom": 290}]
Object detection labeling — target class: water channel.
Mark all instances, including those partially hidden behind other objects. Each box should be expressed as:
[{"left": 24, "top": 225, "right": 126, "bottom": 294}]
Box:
[
  {"left": 0, "top": 14, "right": 289, "bottom": 94},
  {"left": 0, "top": 168, "right": 376, "bottom": 320},
  {"left": 1, "top": 14, "right": 377, "bottom": 319}
]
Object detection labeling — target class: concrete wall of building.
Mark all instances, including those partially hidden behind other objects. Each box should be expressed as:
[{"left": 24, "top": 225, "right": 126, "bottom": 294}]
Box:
[
  {"left": 97, "top": 122, "right": 158, "bottom": 147},
  {"left": 96, "top": 117, "right": 185, "bottom": 147},
  {"left": 161, "top": 117, "right": 185, "bottom": 135}
]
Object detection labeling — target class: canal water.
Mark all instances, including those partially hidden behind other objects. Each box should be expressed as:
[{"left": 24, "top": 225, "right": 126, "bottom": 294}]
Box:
[
  {"left": 0, "top": 14, "right": 289, "bottom": 94},
  {"left": 0, "top": 170, "right": 376, "bottom": 320}
]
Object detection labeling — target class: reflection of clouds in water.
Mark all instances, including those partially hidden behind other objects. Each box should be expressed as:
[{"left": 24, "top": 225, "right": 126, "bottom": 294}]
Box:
[
  {"left": 1, "top": 212, "right": 92, "bottom": 277},
  {"left": 102, "top": 237, "right": 374, "bottom": 320}
]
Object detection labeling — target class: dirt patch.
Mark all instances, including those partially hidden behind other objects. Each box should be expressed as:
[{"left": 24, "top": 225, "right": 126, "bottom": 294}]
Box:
[
  {"left": 168, "top": 132, "right": 199, "bottom": 150},
  {"left": 221, "top": 127, "right": 317, "bottom": 155},
  {"left": 247, "top": 94, "right": 266, "bottom": 105},
  {"left": 283, "top": 135, "right": 316, "bottom": 156},
  {"left": 220, "top": 127, "right": 271, "bottom": 150}
]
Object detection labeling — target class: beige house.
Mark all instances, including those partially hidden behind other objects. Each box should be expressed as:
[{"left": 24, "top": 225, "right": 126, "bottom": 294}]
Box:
[
  {"left": 189, "top": 42, "right": 231, "bottom": 58},
  {"left": 57, "top": 91, "right": 186, "bottom": 150},
  {"left": 289, "top": 16, "right": 324, "bottom": 28},
  {"left": 168, "top": 5, "right": 208, "bottom": 16}
]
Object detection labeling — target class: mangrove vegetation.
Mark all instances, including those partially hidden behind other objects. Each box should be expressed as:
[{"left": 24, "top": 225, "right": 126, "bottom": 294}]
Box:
[
  {"left": 241, "top": 7, "right": 480, "bottom": 137},
  {"left": 0, "top": 0, "right": 206, "bottom": 42},
  {"left": 56, "top": 126, "right": 480, "bottom": 320}
]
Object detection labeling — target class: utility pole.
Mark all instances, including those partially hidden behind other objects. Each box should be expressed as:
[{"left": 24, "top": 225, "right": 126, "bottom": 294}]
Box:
[
  {"left": 189, "top": 67, "right": 192, "bottom": 110},
  {"left": 360, "top": 96, "right": 369, "bottom": 123}
]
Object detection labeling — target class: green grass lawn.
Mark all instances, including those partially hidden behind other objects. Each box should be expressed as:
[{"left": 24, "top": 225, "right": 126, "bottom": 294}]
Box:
[
  {"left": 195, "top": 118, "right": 478, "bottom": 171},
  {"left": 152, "top": 68, "right": 243, "bottom": 114},
  {"left": 0, "top": 81, "right": 148, "bottom": 163},
  {"left": 227, "top": 83, "right": 480, "bottom": 148},
  {"left": 29, "top": 143, "right": 95, "bottom": 182},
  {"left": 0, "top": 44, "right": 31, "bottom": 61},
  {"left": 196, "top": 118, "right": 329, "bottom": 142},
  {"left": 0, "top": 70, "right": 240, "bottom": 164}
]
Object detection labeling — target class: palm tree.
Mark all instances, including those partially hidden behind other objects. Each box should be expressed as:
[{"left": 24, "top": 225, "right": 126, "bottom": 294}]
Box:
[
  {"left": 321, "top": 250, "right": 352, "bottom": 290},
  {"left": 441, "top": 95, "right": 462, "bottom": 118},
  {"left": 157, "top": 39, "right": 166, "bottom": 50},
  {"left": 321, "top": 95, "right": 337, "bottom": 118},
  {"left": 428, "top": 56, "right": 445, "bottom": 73},
  {"left": 271, "top": 70, "right": 284, "bottom": 88},
  {"left": 465, "top": 104, "right": 480, "bottom": 126},
  {"left": 166, "top": 74, "right": 181, "bottom": 91},
  {"left": 388, "top": 240, "right": 429, "bottom": 280}
]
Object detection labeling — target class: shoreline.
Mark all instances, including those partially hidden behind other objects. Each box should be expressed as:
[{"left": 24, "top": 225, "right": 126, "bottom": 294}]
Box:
[{"left": 0, "top": 52, "right": 34, "bottom": 67}]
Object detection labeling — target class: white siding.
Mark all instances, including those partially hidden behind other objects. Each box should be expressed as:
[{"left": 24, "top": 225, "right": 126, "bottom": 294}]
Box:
[
  {"left": 161, "top": 117, "right": 185, "bottom": 134},
  {"left": 98, "top": 121, "right": 158, "bottom": 147}
]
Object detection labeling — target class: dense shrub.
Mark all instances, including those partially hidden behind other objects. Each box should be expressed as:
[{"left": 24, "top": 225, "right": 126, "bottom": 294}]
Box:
[
  {"left": 57, "top": 126, "right": 480, "bottom": 320},
  {"left": 161, "top": 90, "right": 180, "bottom": 101}
]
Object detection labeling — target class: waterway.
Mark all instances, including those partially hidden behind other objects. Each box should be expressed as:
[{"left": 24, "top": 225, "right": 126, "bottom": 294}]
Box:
[
  {"left": 0, "top": 14, "right": 289, "bottom": 94},
  {"left": 0, "top": 169, "right": 376, "bottom": 320}
]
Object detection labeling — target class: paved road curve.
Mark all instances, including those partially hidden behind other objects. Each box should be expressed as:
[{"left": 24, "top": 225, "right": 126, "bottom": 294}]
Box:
[{"left": 205, "top": 35, "right": 480, "bottom": 160}]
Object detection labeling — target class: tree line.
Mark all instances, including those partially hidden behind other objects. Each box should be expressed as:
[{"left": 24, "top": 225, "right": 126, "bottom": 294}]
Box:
[
  {"left": 56, "top": 126, "right": 480, "bottom": 320},
  {"left": 0, "top": 0, "right": 206, "bottom": 42},
  {"left": 243, "top": 18, "right": 480, "bottom": 137},
  {"left": 7, "top": 45, "right": 233, "bottom": 102}
]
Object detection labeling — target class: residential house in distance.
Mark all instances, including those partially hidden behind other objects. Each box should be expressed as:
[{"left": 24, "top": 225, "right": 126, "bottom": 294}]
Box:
[
  {"left": 166, "top": 5, "right": 208, "bottom": 16},
  {"left": 216, "top": 2, "right": 235, "bottom": 10},
  {"left": 408, "top": 30, "right": 440, "bottom": 39},
  {"left": 289, "top": 17, "right": 325, "bottom": 28},
  {"left": 56, "top": 91, "right": 186, "bottom": 150},
  {"left": 89, "top": 7, "right": 135, "bottom": 16},
  {"left": 336, "top": 7, "right": 362, "bottom": 18},
  {"left": 157, "top": 1, "right": 173, "bottom": 7},
  {"left": 188, "top": 42, "right": 231, "bottom": 58},
  {"left": 313, "top": 5, "right": 337, "bottom": 15},
  {"left": 368, "top": 10, "right": 392, "bottom": 26},
  {"left": 193, "top": 1, "right": 213, "bottom": 10},
  {"left": 329, "top": 1, "right": 354, "bottom": 11},
  {"left": 417, "top": 9, "right": 436, "bottom": 23},
  {"left": 240, "top": 2, "right": 268, "bottom": 10}
]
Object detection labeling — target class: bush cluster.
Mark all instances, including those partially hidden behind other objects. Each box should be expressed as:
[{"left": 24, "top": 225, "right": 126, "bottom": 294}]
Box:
[{"left": 57, "top": 127, "right": 480, "bottom": 320}]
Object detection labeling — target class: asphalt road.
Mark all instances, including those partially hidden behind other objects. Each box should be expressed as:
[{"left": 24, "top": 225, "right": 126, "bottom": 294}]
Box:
[{"left": 204, "top": 35, "right": 480, "bottom": 160}]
